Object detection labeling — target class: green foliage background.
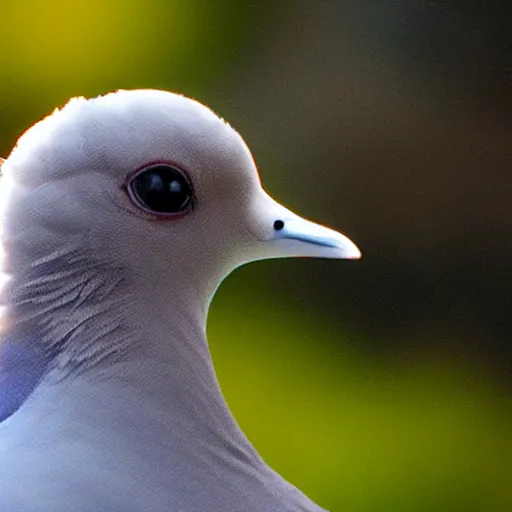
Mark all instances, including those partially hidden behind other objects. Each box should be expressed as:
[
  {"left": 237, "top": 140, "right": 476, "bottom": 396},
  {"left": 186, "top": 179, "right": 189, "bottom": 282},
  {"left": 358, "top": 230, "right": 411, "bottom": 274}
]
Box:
[{"left": 1, "top": 2, "right": 510, "bottom": 510}]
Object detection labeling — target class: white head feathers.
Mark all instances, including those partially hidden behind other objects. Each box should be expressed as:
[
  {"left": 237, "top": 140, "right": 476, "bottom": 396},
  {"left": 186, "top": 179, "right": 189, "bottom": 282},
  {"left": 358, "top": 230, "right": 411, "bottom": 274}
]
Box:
[{"left": 0, "top": 89, "right": 360, "bottom": 370}]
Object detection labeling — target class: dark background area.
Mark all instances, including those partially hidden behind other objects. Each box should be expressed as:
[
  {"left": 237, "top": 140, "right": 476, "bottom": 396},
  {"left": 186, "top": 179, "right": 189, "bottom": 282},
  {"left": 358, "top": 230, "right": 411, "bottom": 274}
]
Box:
[{"left": 1, "top": 2, "right": 510, "bottom": 510}]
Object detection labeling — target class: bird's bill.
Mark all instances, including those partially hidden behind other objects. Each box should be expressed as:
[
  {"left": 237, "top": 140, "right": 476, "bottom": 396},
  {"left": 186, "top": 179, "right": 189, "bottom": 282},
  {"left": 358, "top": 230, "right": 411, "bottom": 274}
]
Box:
[
  {"left": 272, "top": 214, "right": 361, "bottom": 259},
  {"left": 253, "top": 193, "right": 361, "bottom": 260}
]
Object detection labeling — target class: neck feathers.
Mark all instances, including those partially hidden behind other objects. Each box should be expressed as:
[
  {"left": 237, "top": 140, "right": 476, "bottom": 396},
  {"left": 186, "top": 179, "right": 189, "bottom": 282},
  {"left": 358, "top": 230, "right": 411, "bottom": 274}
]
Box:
[{"left": 2, "top": 238, "right": 139, "bottom": 377}]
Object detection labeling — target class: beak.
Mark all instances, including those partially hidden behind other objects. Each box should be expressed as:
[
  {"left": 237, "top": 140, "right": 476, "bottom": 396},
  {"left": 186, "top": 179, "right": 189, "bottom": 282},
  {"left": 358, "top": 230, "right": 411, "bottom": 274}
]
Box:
[
  {"left": 251, "top": 193, "right": 361, "bottom": 261},
  {"left": 272, "top": 214, "right": 361, "bottom": 259}
]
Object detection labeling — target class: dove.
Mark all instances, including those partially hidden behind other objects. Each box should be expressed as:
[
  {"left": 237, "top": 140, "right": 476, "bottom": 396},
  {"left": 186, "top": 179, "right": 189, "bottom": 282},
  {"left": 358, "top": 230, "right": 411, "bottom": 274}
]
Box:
[{"left": 0, "top": 90, "right": 360, "bottom": 511}]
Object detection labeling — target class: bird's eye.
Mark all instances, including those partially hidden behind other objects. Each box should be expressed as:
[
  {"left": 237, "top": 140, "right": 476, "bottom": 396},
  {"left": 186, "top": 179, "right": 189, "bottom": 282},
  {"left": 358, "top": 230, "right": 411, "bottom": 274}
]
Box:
[{"left": 128, "top": 164, "right": 193, "bottom": 215}]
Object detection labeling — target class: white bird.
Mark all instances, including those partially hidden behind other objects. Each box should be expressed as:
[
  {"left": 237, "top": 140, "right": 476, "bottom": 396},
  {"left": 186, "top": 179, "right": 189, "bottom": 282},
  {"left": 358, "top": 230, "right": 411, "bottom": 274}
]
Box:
[{"left": 0, "top": 90, "right": 360, "bottom": 511}]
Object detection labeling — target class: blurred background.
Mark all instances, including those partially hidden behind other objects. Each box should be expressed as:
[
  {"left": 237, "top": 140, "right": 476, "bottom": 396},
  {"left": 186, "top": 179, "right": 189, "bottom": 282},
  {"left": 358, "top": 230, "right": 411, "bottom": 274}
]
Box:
[{"left": 1, "top": 1, "right": 510, "bottom": 510}]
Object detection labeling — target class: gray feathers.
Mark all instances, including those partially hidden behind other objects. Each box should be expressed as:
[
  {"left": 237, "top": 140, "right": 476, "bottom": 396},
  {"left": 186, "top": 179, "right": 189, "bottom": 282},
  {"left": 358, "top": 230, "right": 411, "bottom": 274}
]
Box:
[{"left": 0, "top": 90, "right": 358, "bottom": 511}]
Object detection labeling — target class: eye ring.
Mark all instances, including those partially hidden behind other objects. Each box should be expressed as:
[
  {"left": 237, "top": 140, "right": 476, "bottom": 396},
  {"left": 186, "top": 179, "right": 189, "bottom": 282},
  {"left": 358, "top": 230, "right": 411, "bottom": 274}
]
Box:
[{"left": 126, "top": 162, "right": 195, "bottom": 218}]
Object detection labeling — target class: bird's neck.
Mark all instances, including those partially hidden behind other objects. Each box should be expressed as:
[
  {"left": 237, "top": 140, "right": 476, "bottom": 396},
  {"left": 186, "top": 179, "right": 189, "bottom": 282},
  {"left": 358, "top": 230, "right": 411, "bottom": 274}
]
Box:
[
  {"left": 4, "top": 256, "right": 262, "bottom": 464},
  {"left": 2, "top": 262, "right": 326, "bottom": 512},
  {"left": 84, "top": 284, "right": 250, "bottom": 446}
]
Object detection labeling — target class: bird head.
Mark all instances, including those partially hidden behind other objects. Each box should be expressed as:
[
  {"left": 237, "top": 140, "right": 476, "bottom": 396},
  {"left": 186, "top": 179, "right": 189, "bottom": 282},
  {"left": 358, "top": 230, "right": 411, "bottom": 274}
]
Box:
[{"left": 0, "top": 90, "right": 360, "bottom": 337}]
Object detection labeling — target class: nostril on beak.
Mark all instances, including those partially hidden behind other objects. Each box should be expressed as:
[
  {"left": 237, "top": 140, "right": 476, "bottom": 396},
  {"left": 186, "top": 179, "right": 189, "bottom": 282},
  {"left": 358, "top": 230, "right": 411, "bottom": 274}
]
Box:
[{"left": 273, "top": 220, "right": 285, "bottom": 231}]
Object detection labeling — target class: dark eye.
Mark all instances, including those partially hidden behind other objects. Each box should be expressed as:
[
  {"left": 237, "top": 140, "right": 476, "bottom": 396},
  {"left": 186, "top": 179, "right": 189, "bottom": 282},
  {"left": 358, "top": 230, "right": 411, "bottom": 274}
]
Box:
[{"left": 128, "top": 164, "right": 193, "bottom": 214}]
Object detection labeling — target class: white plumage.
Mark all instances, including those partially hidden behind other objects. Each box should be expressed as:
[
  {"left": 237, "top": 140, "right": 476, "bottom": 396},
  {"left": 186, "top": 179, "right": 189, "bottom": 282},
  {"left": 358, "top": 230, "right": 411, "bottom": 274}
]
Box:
[{"left": 0, "top": 90, "right": 360, "bottom": 511}]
